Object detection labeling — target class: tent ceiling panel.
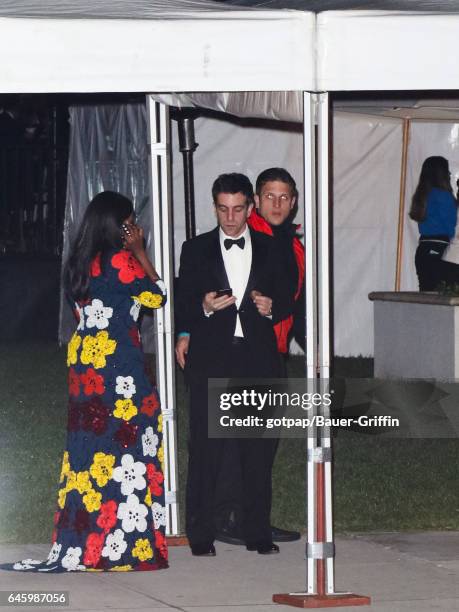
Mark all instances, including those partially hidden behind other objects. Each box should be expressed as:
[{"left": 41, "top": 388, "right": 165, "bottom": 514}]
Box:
[
  {"left": 0, "top": 5, "right": 315, "bottom": 93},
  {"left": 335, "top": 98, "right": 459, "bottom": 121},
  {"left": 317, "top": 11, "right": 459, "bottom": 91},
  {"left": 152, "top": 91, "right": 303, "bottom": 121}
]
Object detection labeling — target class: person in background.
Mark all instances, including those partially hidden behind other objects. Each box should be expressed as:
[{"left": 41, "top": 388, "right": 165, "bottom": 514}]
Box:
[{"left": 409, "top": 156, "right": 457, "bottom": 291}]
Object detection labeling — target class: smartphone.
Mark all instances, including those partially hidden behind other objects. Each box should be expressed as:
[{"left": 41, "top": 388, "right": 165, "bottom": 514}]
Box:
[{"left": 215, "top": 288, "right": 233, "bottom": 298}]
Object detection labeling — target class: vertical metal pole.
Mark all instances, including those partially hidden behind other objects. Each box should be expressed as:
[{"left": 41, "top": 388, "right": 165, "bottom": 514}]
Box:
[
  {"left": 146, "top": 96, "right": 180, "bottom": 536},
  {"left": 317, "top": 92, "right": 335, "bottom": 594},
  {"left": 395, "top": 118, "right": 410, "bottom": 291},
  {"left": 303, "top": 92, "right": 318, "bottom": 594}
]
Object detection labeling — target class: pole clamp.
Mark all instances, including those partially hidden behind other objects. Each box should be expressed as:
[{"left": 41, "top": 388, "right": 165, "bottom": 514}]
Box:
[
  {"left": 306, "top": 542, "right": 335, "bottom": 559},
  {"left": 307, "top": 447, "right": 332, "bottom": 463},
  {"left": 165, "top": 490, "right": 177, "bottom": 504}
]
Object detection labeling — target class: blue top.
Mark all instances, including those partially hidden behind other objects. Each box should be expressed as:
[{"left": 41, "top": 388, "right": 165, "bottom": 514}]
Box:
[{"left": 418, "top": 187, "right": 457, "bottom": 238}]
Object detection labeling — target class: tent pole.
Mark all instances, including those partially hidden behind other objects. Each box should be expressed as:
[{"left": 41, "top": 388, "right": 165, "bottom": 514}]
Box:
[
  {"left": 395, "top": 118, "right": 411, "bottom": 291},
  {"left": 146, "top": 95, "right": 181, "bottom": 538},
  {"left": 273, "top": 93, "right": 371, "bottom": 609}
]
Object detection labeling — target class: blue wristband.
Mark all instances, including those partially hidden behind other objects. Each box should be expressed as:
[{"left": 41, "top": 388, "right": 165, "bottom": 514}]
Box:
[{"left": 177, "top": 332, "right": 190, "bottom": 338}]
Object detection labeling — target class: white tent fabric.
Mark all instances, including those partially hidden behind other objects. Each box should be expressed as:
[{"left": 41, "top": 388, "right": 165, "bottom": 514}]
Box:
[
  {"left": 333, "top": 113, "right": 403, "bottom": 357},
  {"left": 317, "top": 10, "right": 459, "bottom": 91},
  {"left": 0, "top": 1, "right": 315, "bottom": 93},
  {"left": 153, "top": 91, "right": 303, "bottom": 123}
]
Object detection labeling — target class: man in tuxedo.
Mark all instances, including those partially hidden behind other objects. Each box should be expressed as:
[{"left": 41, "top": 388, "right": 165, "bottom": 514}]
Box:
[
  {"left": 175, "top": 173, "right": 290, "bottom": 556},
  {"left": 211, "top": 168, "right": 304, "bottom": 545}
]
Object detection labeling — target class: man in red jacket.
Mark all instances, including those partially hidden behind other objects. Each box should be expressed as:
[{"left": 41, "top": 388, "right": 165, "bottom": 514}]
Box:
[{"left": 250, "top": 167, "right": 305, "bottom": 356}]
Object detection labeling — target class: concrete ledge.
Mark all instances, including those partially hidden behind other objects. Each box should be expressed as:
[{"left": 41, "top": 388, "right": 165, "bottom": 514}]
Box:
[{"left": 369, "top": 291, "right": 459, "bottom": 306}]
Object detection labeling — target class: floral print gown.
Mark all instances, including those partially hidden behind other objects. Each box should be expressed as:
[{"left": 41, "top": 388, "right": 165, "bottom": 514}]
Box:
[{"left": 3, "top": 249, "right": 168, "bottom": 572}]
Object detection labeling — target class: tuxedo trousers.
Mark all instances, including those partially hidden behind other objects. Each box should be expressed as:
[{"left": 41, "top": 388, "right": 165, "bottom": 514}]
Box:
[{"left": 185, "top": 340, "right": 278, "bottom": 546}]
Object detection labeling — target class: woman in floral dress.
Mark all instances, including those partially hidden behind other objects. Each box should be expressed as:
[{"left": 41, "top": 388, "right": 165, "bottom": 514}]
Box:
[{"left": 2, "top": 191, "right": 168, "bottom": 572}]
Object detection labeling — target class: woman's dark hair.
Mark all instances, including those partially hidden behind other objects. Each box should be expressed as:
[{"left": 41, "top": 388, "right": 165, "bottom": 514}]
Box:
[
  {"left": 409, "top": 156, "right": 453, "bottom": 222},
  {"left": 64, "top": 191, "right": 133, "bottom": 302}
]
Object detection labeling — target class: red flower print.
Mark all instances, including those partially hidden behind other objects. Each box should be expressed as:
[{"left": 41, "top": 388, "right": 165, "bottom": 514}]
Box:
[
  {"left": 51, "top": 529, "right": 57, "bottom": 543},
  {"left": 155, "top": 529, "right": 168, "bottom": 560},
  {"left": 141, "top": 393, "right": 160, "bottom": 417},
  {"left": 96, "top": 500, "right": 118, "bottom": 533},
  {"left": 67, "top": 400, "right": 81, "bottom": 432},
  {"left": 74, "top": 509, "right": 91, "bottom": 534},
  {"left": 53, "top": 511, "right": 60, "bottom": 526},
  {"left": 80, "top": 397, "right": 110, "bottom": 435},
  {"left": 146, "top": 463, "right": 164, "bottom": 496},
  {"left": 68, "top": 368, "right": 80, "bottom": 397},
  {"left": 57, "top": 507, "right": 70, "bottom": 528},
  {"left": 128, "top": 326, "right": 141, "bottom": 347},
  {"left": 83, "top": 532, "right": 105, "bottom": 567},
  {"left": 90, "top": 253, "right": 101, "bottom": 277},
  {"left": 80, "top": 368, "right": 105, "bottom": 396},
  {"left": 113, "top": 421, "right": 138, "bottom": 448},
  {"left": 111, "top": 250, "right": 146, "bottom": 284}
]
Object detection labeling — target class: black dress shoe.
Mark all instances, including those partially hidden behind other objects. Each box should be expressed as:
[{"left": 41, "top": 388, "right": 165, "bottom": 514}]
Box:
[
  {"left": 190, "top": 543, "right": 216, "bottom": 556},
  {"left": 215, "top": 524, "right": 245, "bottom": 546},
  {"left": 271, "top": 526, "right": 301, "bottom": 542},
  {"left": 246, "top": 542, "right": 280, "bottom": 555}
]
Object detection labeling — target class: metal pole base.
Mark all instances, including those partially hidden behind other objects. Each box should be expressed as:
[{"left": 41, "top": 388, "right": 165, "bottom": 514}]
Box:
[
  {"left": 166, "top": 535, "right": 189, "bottom": 546},
  {"left": 273, "top": 592, "right": 371, "bottom": 608}
]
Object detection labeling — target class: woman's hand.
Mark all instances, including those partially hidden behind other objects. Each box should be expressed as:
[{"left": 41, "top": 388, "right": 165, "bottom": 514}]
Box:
[{"left": 122, "top": 222, "right": 145, "bottom": 258}]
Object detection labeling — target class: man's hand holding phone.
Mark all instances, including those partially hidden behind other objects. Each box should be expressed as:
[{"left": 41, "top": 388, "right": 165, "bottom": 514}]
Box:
[{"left": 202, "top": 289, "right": 235, "bottom": 314}]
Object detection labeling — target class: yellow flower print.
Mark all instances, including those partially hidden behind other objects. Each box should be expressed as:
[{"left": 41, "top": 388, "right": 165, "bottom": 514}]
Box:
[
  {"left": 136, "top": 291, "right": 163, "bottom": 309},
  {"left": 65, "top": 470, "right": 77, "bottom": 491},
  {"left": 60, "top": 451, "right": 70, "bottom": 483},
  {"left": 76, "top": 471, "right": 92, "bottom": 494},
  {"left": 157, "top": 414, "right": 163, "bottom": 434},
  {"left": 67, "top": 333, "right": 81, "bottom": 366},
  {"left": 82, "top": 489, "right": 102, "bottom": 512},
  {"left": 90, "top": 452, "right": 115, "bottom": 487},
  {"left": 132, "top": 538, "right": 153, "bottom": 562},
  {"left": 114, "top": 398, "right": 138, "bottom": 421},
  {"left": 144, "top": 488, "right": 152, "bottom": 507},
  {"left": 57, "top": 487, "right": 67, "bottom": 509},
  {"left": 157, "top": 444, "right": 164, "bottom": 470},
  {"left": 109, "top": 565, "right": 132, "bottom": 572},
  {"left": 80, "top": 331, "right": 116, "bottom": 369}
]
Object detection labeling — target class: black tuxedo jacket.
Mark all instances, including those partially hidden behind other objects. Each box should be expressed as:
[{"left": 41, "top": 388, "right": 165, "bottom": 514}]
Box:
[{"left": 176, "top": 227, "right": 293, "bottom": 379}]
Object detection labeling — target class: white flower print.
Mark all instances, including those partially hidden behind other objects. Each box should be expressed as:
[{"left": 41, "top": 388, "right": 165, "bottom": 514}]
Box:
[
  {"left": 142, "top": 426, "right": 158, "bottom": 458},
  {"left": 155, "top": 279, "right": 166, "bottom": 295},
  {"left": 13, "top": 559, "right": 41, "bottom": 570},
  {"left": 46, "top": 542, "right": 62, "bottom": 565},
  {"left": 115, "top": 375, "right": 136, "bottom": 399},
  {"left": 117, "top": 495, "right": 148, "bottom": 534},
  {"left": 84, "top": 298, "right": 113, "bottom": 330},
  {"left": 151, "top": 502, "right": 166, "bottom": 529},
  {"left": 61, "top": 547, "right": 83, "bottom": 571},
  {"left": 102, "top": 529, "right": 128, "bottom": 561},
  {"left": 76, "top": 304, "right": 85, "bottom": 331},
  {"left": 130, "top": 298, "right": 141, "bottom": 322},
  {"left": 112, "top": 454, "right": 146, "bottom": 496}
]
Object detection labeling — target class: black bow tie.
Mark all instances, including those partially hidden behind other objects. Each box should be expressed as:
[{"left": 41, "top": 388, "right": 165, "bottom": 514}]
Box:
[{"left": 224, "top": 237, "right": 245, "bottom": 250}]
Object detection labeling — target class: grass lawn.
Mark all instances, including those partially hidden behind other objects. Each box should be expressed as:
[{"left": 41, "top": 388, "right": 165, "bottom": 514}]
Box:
[{"left": 0, "top": 343, "right": 458, "bottom": 544}]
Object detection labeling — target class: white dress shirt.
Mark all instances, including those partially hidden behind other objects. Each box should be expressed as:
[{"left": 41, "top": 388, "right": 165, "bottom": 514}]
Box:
[{"left": 219, "top": 225, "right": 252, "bottom": 337}]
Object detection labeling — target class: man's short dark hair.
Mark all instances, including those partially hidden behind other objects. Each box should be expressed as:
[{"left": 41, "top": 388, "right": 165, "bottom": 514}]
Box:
[
  {"left": 212, "top": 173, "right": 254, "bottom": 205},
  {"left": 255, "top": 167, "right": 298, "bottom": 200}
]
